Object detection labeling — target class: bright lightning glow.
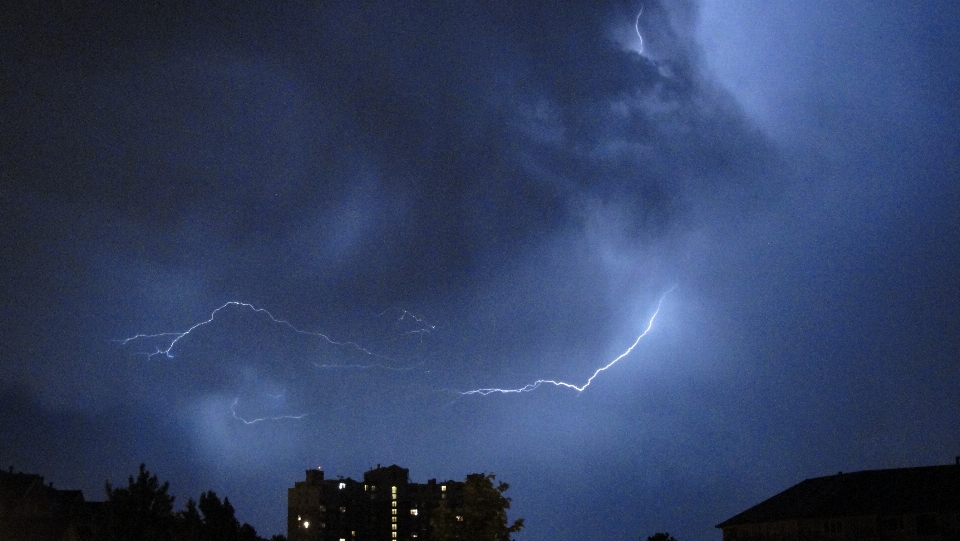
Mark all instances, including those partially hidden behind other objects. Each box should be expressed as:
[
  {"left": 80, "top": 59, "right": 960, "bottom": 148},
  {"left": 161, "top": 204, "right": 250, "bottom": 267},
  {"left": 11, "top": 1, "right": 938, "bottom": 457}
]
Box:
[
  {"left": 460, "top": 286, "right": 674, "bottom": 396},
  {"left": 635, "top": 5, "right": 645, "bottom": 54},
  {"left": 117, "top": 301, "right": 381, "bottom": 359}
]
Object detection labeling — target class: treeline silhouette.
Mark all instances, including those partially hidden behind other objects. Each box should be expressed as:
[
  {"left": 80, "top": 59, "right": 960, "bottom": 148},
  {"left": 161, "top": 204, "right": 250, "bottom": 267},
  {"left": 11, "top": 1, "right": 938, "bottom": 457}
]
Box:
[{"left": 90, "top": 464, "right": 285, "bottom": 541}]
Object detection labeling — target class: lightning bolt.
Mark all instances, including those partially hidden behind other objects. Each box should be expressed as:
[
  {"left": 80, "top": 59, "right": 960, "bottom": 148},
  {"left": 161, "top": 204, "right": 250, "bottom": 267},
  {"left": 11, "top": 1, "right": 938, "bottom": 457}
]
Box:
[
  {"left": 118, "top": 302, "right": 433, "bottom": 424},
  {"left": 229, "top": 397, "right": 310, "bottom": 425},
  {"left": 460, "top": 286, "right": 673, "bottom": 396},
  {"left": 635, "top": 4, "right": 645, "bottom": 54},
  {"left": 118, "top": 301, "right": 385, "bottom": 360}
]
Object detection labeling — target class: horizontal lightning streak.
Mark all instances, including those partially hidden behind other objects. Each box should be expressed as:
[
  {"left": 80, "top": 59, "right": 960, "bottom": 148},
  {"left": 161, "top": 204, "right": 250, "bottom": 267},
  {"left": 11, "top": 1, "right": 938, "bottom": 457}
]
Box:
[
  {"left": 313, "top": 360, "right": 425, "bottom": 371},
  {"left": 229, "top": 397, "right": 310, "bottom": 425},
  {"left": 460, "top": 287, "right": 673, "bottom": 396}
]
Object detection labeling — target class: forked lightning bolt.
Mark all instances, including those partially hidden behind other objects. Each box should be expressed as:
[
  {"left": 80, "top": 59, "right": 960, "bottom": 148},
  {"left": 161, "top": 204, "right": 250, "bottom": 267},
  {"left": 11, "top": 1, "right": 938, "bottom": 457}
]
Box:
[
  {"left": 118, "top": 301, "right": 384, "bottom": 360},
  {"left": 460, "top": 287, "right": 673, "bottom": 396}
]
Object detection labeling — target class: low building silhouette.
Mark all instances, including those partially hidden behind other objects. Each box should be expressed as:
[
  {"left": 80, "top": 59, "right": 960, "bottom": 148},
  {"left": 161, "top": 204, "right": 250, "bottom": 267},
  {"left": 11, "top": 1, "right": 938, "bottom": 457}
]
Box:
[
  {"left": 288, "top": 464, "right": 463, "bottom": 541},
  {"left": 0, "top": 468, "right": 99, "bottom": 541},
  {"left": 717, "top": 460, "right": 960, "bottom": 541}
]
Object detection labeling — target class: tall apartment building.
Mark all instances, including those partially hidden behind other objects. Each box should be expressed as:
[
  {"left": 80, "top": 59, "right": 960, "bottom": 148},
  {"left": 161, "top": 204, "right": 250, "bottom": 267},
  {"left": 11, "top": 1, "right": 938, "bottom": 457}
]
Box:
[{"left": 288, "top": 464, "right": 463, "bottom": 541}]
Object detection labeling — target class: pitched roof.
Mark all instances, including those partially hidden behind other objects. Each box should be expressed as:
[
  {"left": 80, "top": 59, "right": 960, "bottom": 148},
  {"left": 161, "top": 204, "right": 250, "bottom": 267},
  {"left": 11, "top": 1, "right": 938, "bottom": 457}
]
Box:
[
  {"left": 0, "top": 470, "right": 45, "bottom": 510},
  {"left": 717, "top": 464, "right": 960, "bottom": 528}
]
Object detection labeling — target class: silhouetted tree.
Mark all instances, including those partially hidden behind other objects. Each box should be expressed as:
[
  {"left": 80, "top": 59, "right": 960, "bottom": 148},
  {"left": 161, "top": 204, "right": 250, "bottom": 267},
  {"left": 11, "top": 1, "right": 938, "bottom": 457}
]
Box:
[
  {"left": 431, "top": 473, "right": 524, "bottom": 541},
  {"left": 646, "top": 532, "right": 678, "bottom": 541},
  {"left": 96, "top": 463, "right": 176, "bottom": 541},
  {"left": 195, "top": 490, "right": 261, "bottom": 541},
  {"left": 175, "top": 497, "right": 203, "bottom": 541},
  {"left": 92, "top": 464, "right": 274, "bottom": 541}
]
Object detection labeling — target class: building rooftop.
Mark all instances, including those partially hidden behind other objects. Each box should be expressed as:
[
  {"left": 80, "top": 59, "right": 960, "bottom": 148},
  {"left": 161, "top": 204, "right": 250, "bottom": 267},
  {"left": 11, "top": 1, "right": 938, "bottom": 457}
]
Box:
[{"left": 717, "top": 463, "right": 960, "bottom": 528}]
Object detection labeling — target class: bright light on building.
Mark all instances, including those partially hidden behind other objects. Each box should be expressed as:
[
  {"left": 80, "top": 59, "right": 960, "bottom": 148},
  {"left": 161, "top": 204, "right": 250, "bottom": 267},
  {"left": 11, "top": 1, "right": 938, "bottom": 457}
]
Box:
[
  {"left": 303, "top": 521, "right": 310, "bottom": 529},
  {"left": 410, "top": 509, "right": 418, "bottom": 516}
]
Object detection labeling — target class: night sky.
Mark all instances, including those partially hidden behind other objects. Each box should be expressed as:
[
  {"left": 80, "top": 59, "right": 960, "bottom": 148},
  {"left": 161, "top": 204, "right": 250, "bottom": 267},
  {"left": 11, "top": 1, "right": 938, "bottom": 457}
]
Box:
[{"left": 2, "top": 1, "right": 959, "bottom": 540}]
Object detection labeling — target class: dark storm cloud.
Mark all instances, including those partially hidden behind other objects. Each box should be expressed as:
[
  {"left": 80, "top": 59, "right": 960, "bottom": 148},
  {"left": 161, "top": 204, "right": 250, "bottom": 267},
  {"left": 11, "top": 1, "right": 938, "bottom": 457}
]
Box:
[{"left": 4, "top": 0, "right": 778, "bottom": 286}]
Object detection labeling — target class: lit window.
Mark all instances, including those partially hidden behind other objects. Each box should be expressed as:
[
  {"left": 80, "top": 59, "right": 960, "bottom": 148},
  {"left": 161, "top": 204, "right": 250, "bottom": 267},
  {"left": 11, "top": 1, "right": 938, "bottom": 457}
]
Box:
[
  {"left": 339, "top": 482, "right": 346, "bottom": 490},
  {"left": 391, "top": 534, "right": 397, "bottom": 539},
  {"left": 364, "top": 485, "right": 368, "bottom": 491},
  {"left": 412, "top": 535, "right": 417, "bottom": 538},
  {"left": 392, "top": 501, "right": 397, "bottom": 507},
  {"left": 392, "top": 509, "right": 397, "bottom": 516},
  {"left": 340, "top": 506, "right": 346, "bottom": 513},
  {"left": 303, "top": 522, "right": 310, "bottom": 529},
  {"left": 340, "top": 539, "right": 346, "bottom": 541},
  {"left": 298, "top": 516, "right": 302, "bottom": 521},
  {"left": 392, "top": 524, "right": 398, "bottom": 531},
  {"left": 392, "top": 517, "right": 397, "bottom": 523},
  {"left": 441, "top": 485, "right": 446, "bottom": 492},
  {"left": 392, "top": 486, "right": 397, "bottom": 493},
  {"left": 456, "top": 516, "right": 463, "bottom": 522},
  {"left": 410, "top": 509, "right": 418, "bottom": 516}
]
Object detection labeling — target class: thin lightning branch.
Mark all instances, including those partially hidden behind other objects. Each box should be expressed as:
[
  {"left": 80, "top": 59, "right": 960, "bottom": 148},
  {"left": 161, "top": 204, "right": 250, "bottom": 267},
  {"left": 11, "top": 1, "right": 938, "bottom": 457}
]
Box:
[
  {"left": 377, "top": 308, "right": 437, "bottom": 336},
  {"left": 117, "top": 301, "right": 379, "bottom": 359},
  {"left": 313, "top": 360, "right": 426, "bottom": 371},
  {"left": 229, "top": 397, "right": 310, "bottom": 425},
  {"left": 460, "top": 286, "right": 674, "bottom": 396},
  {"left": 635, "top": 5, "right": 645, "bottom": 54}
]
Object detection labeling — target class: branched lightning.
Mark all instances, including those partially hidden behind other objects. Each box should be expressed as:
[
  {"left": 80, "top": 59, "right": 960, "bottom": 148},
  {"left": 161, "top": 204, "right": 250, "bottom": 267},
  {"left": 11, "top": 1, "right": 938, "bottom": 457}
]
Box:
[
  {"left": 118, "top": 301, "right": 433, "bottom": 424},
  {"left": 117, "top": 301, "right": 380, "bottom": 360},
  {"left": 121, "top": 285, "right": 673, "bottom": 421},
  {"left": 460, "top": 286, "right": 673, "bottom": 396}
]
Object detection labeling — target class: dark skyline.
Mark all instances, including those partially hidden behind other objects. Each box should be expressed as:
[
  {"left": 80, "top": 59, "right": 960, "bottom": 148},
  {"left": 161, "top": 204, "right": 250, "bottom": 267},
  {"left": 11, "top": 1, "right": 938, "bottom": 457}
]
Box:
[{"left": 2, "top": 1, "right": 959, "bottom": 540}]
